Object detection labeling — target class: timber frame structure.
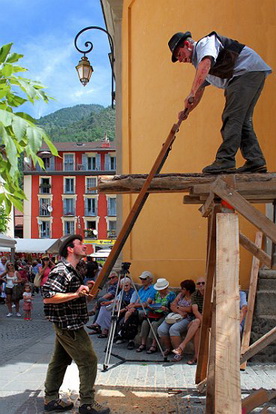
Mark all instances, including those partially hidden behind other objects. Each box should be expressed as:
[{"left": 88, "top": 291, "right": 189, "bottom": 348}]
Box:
[{"left": 98, "top": 172, "right": 276, "bottom": 413}]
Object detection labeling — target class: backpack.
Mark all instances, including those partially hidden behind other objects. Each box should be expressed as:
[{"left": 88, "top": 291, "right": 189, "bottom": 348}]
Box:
[{"left": 119, "top": 311, "right": 140, "bottom": 340}]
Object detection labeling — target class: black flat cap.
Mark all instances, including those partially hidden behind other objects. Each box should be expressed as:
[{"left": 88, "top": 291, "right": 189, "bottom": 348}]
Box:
[
  {"left": 168, "top": 31, "right": 192, "bottom": 62},
  {"left": 58, "top": 234, "right": 83, "bottom": 257}
]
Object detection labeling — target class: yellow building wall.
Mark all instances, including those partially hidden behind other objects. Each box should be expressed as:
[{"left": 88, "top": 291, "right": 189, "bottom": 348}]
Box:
[{"left": 120, "top": 0, "right": 276, "bottom": 288}]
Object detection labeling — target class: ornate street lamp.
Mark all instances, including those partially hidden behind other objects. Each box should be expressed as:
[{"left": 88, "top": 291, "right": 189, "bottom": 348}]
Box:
[{"left": 74, "top": 26, "right": 115, "bottom": 108}]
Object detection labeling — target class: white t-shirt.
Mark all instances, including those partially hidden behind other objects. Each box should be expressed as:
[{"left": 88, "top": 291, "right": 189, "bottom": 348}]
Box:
[
  {"left": 5, "top": 275, "right": 18, "bottom": 288},
  {"left": 192, "top": 33, "right": 272, "bottom": 89}
]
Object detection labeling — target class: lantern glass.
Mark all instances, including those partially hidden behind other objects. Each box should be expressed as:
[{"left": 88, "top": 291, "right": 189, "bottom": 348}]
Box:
[{"left": 76, "top": 56, "right": 93, "bottom": 86}]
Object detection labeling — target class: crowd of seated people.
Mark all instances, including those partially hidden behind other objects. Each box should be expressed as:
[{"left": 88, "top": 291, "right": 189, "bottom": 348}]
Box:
[{"left": 86, "top": 270, "right": 247, "bottom": 364}]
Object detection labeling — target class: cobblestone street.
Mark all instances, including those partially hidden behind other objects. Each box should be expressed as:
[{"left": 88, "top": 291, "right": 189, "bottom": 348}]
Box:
[{"left": 0, "top": 295, "right": 275, "bottom": 413}]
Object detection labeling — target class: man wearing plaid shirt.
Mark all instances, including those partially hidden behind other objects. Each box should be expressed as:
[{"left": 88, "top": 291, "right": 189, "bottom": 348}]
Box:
[{"left": 43, "top": 234, "right": 110, "bottom": 414}]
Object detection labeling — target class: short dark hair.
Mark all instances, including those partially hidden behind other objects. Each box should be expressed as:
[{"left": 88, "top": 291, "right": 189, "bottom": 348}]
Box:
[{"left": 180, "top": 279, "right": 196, "bottom": 294}]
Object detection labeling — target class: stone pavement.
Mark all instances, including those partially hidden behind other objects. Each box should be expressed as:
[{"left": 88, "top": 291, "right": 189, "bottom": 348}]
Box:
[{"left": 0, "top": 296, "right": 275, "bottom": 413}]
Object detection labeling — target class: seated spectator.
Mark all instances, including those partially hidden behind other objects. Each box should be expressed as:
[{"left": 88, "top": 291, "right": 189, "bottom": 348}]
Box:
[
  {"left": 172, "top": 277, "right": 205, "bottom": 364},
  {"left": 115, "top": 270, "right": 156, "bottom": 350},
  {"left": 136, "top": 278, "right": 176, "bottom": 354},
  {"left": 87, "top": 271, "right": 119, "bottom": 327},
  {"left": 88, "top": 277, "right": 135, "bottom": 337},
  {"left": 240, "top": 290, "right": 248, "bottom": 336},
  {"left": 158, "top": 279, "right": 196, "bottom": 356}
]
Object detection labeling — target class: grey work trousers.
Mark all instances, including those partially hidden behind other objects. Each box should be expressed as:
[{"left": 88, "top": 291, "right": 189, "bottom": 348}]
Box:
[
  {"left": 44, "top": 325, "right": 98, "bottom": 406},
  {"left": 216, "top": 71, "right": 266, "bottom": 165}
]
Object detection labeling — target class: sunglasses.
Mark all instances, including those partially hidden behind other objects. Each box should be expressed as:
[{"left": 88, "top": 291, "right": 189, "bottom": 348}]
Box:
[
  {"left": 197, "top": 281, "right": 205, "bottom": 286},
  {"left": 109, "top": 276, "right": 117, "bottom": 279}
]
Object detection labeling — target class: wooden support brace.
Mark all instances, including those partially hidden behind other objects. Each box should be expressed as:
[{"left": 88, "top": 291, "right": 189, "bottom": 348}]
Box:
[
  {"left": 212, "top": 178, "right": 276, "bottom": 244},
  {"left": 239, "top": 232, "right": 271, "bottom": 268},
  {"left": 199, "top": 191, "right": 215, "bottom": 217},
  {"left": 240, "top": 232, "right": 262, "bottom": 370},
  {"left": 242, "top": 388, "right": 276, "bottom": 413},
  {"left": 240, "top": 326, "right": 276, "bottom": 364}
]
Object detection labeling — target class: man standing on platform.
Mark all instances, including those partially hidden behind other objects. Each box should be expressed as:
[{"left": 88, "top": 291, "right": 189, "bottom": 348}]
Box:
[
  {"left": 168, "top": 31, "right": 271, "bottom": 174},
  {"left": 43, "top": 234, "right": 110, "bottom": 414}
]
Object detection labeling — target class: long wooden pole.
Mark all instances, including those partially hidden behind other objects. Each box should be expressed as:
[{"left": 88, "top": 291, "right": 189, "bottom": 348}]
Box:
[{"left": 91, "top": 119, "right": 183, "bottom": 295}]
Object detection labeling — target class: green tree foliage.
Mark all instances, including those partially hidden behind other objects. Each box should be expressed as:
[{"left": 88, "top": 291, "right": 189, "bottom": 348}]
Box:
[
  {"left": 0, "top": 43, "right": 57, "bottom": 213},
  {"left": 0, "top": 204, "right": 10, "bottom": 233},
  {"left": 37, "top": 104, "right": 115, "bottom": 142}
]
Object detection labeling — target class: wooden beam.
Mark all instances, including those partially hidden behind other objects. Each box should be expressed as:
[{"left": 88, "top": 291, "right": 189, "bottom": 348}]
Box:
[
  {"left": 239, "top": 232, "right": 271, "bottom": 268},
  {"left": 240, "top": 232, "right": 262, "bottom": 370},
  {"left": 213, "top": 213, "right": 241, "bottom": 413},
  {"left": 240, "top": 326, "right": 276, "bottom": 364},
  {"left": 196, "top": 206, "right": 218, "bottom": 384},
  {"left": 212, "top": 178, "right": 276, "bottom": 244},
  {"left": 242, "top": 388, "right": 276, "bottom": 413},
  {"left": 98, "top": 172, "right": 276, "bottom": 194}
]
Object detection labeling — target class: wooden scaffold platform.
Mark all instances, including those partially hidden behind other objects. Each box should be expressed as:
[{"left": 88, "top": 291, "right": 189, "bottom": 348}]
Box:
[{"left": 98, "top": 172, "right": 276, "bottom": 413}]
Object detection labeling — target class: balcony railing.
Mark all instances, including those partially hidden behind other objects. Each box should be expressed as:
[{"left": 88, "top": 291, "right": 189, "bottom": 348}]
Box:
[
  {"left": 39, "top": 184, "right": 51, "bottom": 194},
  {"left": 107, "top": 230, "right": 117, "bottom": 239},
  {"left": 84, "top": 229, "right": 97, "bottom": 239},
  {"left": 24, "top": 163, "right": 115, "bottom": 173},
  {"left": 84, "top": 209, "right": 97, "bottom": 217},
  {"left": 63, "top": 211, "right": 76, "bottom": 216},
  {"left": 39, "top": 209, "right": 51, "bottom": 217}
]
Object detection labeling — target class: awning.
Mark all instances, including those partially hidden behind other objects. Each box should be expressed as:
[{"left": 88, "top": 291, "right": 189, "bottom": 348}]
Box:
[
  {"left": 0, "top": 238, "right": 58, "bottom": 254},
  {"left": 0, "top": 233, "right": 17, "bottom": 249}
]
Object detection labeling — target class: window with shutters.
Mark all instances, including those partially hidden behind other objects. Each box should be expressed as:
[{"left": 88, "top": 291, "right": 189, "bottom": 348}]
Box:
[
  {"left": 39, "top": 221, "right": 50, "bottom": 238},
  {"left": 86, "top": 177, "right": 97, "bottom": 194},
  {"left": 63, "top": 198, "right": 75, "bottom": 216},
  {"left": 64, "top": 153, "right": 75, "bottom": 171},
  {"left": 107, "top": 197, "right": 117, "bottom": 216},
  {"left": 64, "top": 178, "right": 75, "bottom": 194},
  {"left": 85, "top": 198, "right": 97, "bottom": 216},
  {"left": 64, "top": 220, "right": 75, "bottom": 235}
]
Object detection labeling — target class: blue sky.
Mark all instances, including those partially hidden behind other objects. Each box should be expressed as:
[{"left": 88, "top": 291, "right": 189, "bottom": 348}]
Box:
[{"left": 0, "top": 0, "right": 112, "bottom": 118}]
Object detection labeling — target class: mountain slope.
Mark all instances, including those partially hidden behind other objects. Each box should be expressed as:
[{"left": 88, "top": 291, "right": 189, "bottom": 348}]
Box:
[{"left": 37, "top": 104, "right": 115, "bottom": 142}]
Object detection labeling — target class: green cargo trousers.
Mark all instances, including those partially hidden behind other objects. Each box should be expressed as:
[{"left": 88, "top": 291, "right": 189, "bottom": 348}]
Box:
[{"left": 44, "top": 324, "right": 98, "bottom": 405}]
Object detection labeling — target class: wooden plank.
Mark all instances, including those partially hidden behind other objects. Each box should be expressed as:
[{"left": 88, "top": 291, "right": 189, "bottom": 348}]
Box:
[
  {"left": 240, "top": 327, "right": 276, "bottom": 364},
  {"left": 214, "top": 213, "right": 241, "bottom": 414},
  {"left": 239, "top": 232, "right": 271, "bottom": 268},
  {"left": 240, "top": 232, "right": 262, "bottom": 370},
  {"left": 212, "top": 178, "right": 276, "bottom": 244},
  {"left": 242, "top": 389, "right": 276, "bottom": 413},
  {"left": 98, "top": 172, "right": 276, "bottom": 194},
  {"left": 196, "top": 206, "right": 218, "bottom": 384}
]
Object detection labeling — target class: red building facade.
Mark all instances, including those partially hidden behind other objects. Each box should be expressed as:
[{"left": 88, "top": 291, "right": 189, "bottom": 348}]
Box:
[{"left": 23, "top": 140, "right": 116, "bottom": 254}]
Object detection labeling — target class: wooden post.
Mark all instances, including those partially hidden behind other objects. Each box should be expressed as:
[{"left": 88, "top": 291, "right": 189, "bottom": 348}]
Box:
[
  {"left": 212, "top": 213, "right": 241, "bottom": 413},
  {"left": 240, "top": 232, "right": 262, "bottom": 370},
  {"left": 196, "top": 205, "right": 219, "bottom": 384}
]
